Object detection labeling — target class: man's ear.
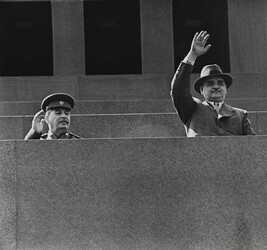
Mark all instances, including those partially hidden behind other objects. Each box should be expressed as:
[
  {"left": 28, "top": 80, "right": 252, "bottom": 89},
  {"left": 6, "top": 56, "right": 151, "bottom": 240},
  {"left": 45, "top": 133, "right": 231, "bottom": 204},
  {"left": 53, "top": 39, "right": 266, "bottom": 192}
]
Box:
[{"left": 199, "top": 85, "right": 204, "bottom": 94}]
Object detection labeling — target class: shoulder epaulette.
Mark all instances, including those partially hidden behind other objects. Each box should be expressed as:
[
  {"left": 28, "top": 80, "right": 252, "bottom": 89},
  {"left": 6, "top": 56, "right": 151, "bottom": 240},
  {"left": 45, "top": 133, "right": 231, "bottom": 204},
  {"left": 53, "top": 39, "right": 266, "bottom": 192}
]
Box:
[
  {"left": 40, "top": 133, "right": 48, "bottom": 140},
  {"left": 69, "top": 132, "right": 82, "bottom": 139}
]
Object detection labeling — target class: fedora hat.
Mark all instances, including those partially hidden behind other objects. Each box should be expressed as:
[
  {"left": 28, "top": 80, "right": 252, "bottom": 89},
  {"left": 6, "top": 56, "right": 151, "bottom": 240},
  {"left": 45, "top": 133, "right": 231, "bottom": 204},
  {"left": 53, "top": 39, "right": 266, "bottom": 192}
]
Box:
[{"left": 193, "top": 64, "right": 233, "bottom": 94}]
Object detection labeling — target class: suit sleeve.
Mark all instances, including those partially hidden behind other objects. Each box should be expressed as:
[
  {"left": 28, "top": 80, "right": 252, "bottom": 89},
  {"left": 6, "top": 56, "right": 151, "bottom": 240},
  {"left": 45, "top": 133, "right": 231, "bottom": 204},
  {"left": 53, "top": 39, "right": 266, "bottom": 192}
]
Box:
[
  {"left": 170, "top": 62, "right": 196, "bottom": 124},
  {"left": 242, "top": 112, "right": 257, "bottom": 135}
]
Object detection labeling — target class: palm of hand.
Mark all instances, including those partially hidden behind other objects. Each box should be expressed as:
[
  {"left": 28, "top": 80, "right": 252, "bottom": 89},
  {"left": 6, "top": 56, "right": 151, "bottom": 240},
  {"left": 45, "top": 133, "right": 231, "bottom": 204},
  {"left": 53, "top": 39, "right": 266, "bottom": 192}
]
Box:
[
  {"left": 190, "top": 31, "right": 211, "bottom": 57},
  {"left": 33, "top": 120, "right": 44, "bottom": 133},
  {"left": 192, "top": 41, "right": 206, "bottom": 54},
  {"left": 32, "top": 110, "right": 45, "bottom": 133}
]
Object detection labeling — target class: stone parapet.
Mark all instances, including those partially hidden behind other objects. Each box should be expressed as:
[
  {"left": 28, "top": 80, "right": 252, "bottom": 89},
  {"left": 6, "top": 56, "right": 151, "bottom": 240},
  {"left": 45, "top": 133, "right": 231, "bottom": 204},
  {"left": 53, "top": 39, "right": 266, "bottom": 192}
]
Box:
[{"left": 0, "top": 136, "right": 266, "bottom": 249}]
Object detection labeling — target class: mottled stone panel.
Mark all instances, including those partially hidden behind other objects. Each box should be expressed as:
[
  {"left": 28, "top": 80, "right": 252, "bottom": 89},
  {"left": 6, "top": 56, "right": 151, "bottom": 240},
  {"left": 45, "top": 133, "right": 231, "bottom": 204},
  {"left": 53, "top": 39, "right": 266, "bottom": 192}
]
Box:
[
  {"left": 0, "top": 76, "right": 79, "bottom": 102},
  {"left": 78, "top": 74, "right": 172, "bottom": 100},
  {"left": 0, "top": 116, "right": 24, "bottom": 140},
  {"left": 13, "top": 137, "right": 267, "bottom": 249},
  {"left": 140, "top": 0, "right": 174, "bottom": 74},
  {"left": 52, "top": 1, "right": 85, "bottom": 75},
  {"left": 0, "top": 141, "right": 16, "bottom": 250}
]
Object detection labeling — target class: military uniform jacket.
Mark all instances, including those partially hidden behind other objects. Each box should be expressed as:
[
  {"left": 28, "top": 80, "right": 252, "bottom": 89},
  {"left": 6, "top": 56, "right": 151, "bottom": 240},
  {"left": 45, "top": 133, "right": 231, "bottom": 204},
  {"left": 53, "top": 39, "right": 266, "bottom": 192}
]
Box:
[
  {"left": 25, "top": 130, "right": 81, "bottom": 140},
  {"left": 170, "top": 62, "right": 256, "bottom": 137}
]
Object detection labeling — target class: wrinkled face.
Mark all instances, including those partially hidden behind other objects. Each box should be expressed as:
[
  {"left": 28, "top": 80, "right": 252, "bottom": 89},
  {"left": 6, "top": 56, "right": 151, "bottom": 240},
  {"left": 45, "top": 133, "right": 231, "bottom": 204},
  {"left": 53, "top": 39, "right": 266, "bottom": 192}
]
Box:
[
  {"left": 45, "top": 108, "right": 71, "bottom": 133},
  {"left": 200, "top": 77, "right": 227, "bottom": 102}
]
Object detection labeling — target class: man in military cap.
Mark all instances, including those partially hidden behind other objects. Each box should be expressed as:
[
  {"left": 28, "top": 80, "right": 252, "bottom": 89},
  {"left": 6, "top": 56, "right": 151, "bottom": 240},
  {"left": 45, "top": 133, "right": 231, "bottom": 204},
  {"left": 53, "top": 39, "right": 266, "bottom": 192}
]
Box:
[
  {"left": 24, "top": 93, "right": 81, "bottom": 139},
  {"left": 171, "top": 30, "right": 256, "bottom": 137}
]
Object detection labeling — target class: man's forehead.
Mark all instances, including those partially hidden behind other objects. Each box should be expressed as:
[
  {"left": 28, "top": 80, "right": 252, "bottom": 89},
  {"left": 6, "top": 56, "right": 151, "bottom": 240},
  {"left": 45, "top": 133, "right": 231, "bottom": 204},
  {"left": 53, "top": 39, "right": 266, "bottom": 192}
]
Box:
[
  {"left": 49, "top": 108, "right": 71, "bottom": 112},
  {"left": 205, "top": 77, "right": 225, "bottom": 82}
]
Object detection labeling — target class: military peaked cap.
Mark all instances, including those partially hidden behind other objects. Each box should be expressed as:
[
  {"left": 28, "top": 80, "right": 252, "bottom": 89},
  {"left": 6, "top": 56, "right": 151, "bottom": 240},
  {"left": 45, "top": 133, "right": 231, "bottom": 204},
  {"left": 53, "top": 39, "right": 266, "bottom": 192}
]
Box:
[{"left": 41, "top": 93, "right": 75, "bottom": 112}]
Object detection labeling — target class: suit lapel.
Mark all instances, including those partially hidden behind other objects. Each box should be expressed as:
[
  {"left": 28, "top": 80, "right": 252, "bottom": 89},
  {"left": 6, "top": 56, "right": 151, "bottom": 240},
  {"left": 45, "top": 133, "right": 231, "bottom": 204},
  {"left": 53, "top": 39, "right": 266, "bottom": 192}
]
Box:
[
  {"left": 219, "top": 103, "right": 235, "bottom": 117},
  {"left": 202, "top": 101, "right": 235, "bottom": 118},
  {"left": 202, "top": 101, "right": 218, "bottom": 118}
]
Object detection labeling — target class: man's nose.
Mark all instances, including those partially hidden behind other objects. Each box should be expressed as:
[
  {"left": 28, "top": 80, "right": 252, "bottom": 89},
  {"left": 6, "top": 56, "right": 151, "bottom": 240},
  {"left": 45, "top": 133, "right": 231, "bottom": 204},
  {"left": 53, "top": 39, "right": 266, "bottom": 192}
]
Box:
[{"left": 213, "top": 82, "right": 220, "bottom": 88}]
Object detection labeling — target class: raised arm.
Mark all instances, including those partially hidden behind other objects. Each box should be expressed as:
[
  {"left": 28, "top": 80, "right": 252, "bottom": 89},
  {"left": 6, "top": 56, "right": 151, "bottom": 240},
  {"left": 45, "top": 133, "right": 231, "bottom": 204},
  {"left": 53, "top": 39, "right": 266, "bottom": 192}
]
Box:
[
  {"left": 171, "top": 31, "right": 211, "bottom": 124},
  {"left": 24, "top": 110, "right": 45, "bottom": 140}
]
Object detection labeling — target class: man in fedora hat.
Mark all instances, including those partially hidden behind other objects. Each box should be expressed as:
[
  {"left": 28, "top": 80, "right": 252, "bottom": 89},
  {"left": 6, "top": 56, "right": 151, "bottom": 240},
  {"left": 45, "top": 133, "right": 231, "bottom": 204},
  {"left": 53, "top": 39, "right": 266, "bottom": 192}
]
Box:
[
  {"left": 171, "top": 30, "right": 255, "bottom": 137},
  {"left": 24, "top": 93, "right": 81, "bottom": 139}
]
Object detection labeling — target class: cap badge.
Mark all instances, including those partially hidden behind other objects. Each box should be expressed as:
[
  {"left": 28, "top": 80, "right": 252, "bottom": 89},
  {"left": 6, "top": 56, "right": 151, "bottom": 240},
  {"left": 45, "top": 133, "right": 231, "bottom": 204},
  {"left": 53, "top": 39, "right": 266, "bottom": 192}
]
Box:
[{"left": 59, "top": 101, "right": 64, "bottom": 105}]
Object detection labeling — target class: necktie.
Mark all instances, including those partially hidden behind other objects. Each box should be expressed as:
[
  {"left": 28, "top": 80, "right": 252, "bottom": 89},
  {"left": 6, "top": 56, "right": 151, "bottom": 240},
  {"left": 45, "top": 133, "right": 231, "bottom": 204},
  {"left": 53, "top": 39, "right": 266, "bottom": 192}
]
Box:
[{"left": 214, "top": 102, "right": 220, "bottom": 113}]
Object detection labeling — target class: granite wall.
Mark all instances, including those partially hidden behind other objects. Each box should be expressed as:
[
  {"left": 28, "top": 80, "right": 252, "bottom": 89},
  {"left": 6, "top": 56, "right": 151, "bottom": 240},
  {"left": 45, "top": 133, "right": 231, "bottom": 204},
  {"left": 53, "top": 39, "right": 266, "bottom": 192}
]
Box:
[{"left": 0, "top": 136, "right": 266, "bottom": 249}]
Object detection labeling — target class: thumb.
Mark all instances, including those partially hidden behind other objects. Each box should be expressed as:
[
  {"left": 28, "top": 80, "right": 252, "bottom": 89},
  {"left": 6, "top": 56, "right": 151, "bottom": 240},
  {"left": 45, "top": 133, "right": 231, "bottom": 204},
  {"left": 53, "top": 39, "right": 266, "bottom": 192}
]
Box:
[{"left": 204, "top": 44, "right": 211, "bottom": 53}]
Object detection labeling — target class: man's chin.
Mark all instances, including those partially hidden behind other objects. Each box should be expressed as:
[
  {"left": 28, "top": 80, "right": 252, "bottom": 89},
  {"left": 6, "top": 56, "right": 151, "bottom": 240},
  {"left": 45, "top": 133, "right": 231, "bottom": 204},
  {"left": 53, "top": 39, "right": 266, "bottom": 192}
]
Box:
[
  {"left": 209, "top": 95, "right": 225, "bottom": 102},
  {"left": 57, "top": 124, "right": 69, "bottom": 130}
]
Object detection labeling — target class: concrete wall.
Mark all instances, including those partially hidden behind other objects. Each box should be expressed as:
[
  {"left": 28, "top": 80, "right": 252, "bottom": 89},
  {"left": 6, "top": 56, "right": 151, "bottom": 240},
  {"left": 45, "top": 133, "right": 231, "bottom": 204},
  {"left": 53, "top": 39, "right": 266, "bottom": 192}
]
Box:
[
  {"left": 0, "top": 136, "right": 266, "bottom": 249},
  {"left": 228, "top": 0, "right": 267, "bottom": 73}
]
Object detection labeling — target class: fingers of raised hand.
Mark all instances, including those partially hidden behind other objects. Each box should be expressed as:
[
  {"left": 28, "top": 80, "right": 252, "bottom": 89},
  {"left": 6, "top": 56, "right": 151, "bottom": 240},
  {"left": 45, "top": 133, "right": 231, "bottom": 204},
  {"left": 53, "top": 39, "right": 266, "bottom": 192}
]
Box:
[
  {"left": 34, "top": 110, "right": 44, "bottom": 118},
  {"left": 33, "top": 110, "right": 45, "bottom": 124},
  {"left": 195, "top": 31, "right": 210, "bottom": 45}
]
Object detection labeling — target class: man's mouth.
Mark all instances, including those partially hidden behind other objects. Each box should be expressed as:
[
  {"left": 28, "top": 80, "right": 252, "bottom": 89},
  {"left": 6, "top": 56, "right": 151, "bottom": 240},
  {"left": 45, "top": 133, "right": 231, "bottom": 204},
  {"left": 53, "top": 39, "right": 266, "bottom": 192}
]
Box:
[
  {"left": 59, "top": 120, "right": 69, "bottom": 125},
  {"left": 212, "top": 90, "right": 221, "bottom": 93}
]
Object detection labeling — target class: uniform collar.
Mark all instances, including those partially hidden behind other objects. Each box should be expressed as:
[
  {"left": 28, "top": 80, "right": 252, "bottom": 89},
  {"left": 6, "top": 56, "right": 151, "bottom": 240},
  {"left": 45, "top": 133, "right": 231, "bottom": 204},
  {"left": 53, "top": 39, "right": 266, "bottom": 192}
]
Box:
[{"left": 47, "top": 130, "right": 69, "bottom": 139}]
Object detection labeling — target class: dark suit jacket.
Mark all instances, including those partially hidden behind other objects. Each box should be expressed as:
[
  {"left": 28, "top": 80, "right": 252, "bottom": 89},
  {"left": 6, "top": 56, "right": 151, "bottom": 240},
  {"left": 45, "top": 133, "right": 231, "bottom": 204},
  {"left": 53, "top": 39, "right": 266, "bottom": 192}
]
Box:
[{"left": 170, "top": 62, "right": 256, "bottom": 137}]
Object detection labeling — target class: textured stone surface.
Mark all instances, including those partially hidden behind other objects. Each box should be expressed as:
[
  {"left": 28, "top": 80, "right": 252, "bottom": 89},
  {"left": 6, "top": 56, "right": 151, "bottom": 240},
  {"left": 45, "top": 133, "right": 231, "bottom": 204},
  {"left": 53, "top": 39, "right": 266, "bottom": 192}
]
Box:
[
  {"left": 0, "top": 141, "right": 16, "bottom": 250},
  {"left": 140, "top": 0, "right": 174, "bottom": 74},
  {"left": 0, "top": 98, "right": 266, "bottom": 116},
  {"left": 227, "top": 73, "right": 261, "bottom": 98},
  {"left": 52, "top": 1, "right": 85, "bottom": 75},
  {"left": 0, "top": 76, "right": 79, "bottom": 102},
  {"left": 0, "top": 111, "right": 263, "bottom": 139},
  {"left": 225, "top": 98, "right": 267, "bottom": 111},
  {"left": 0, "top": 77, "right": 18, "bottom": 102},
  {"left": 4, "top": 136, "right": 266, "bottom": 249},
  {"left": 228, "top": 0, "right": 267, "bottom": 73},
  {"left": 0, "top": 73, "right": 266, "bottom": 102},
  {"left": 0, "top": 116, "right": 24, "bottom": 140},
  {"left": 258, "top": 73, "right": 267, "bottom": 98},
  {"left": 257, "top": 111, "right": 267, "bottom": 135},
  {"left": 78, "top": 74, "right": 172, "bottom": 100}
]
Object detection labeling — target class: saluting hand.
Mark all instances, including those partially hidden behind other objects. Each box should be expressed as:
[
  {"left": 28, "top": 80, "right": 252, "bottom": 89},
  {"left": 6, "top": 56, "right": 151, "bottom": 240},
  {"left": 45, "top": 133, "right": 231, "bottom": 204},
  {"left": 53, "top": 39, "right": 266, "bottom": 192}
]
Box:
[
  {"left": 190, "top": 30, "right": 211, "bottom": 57},
  {"left": 32, "top": 110, "right": 45, "bottom": 133}
]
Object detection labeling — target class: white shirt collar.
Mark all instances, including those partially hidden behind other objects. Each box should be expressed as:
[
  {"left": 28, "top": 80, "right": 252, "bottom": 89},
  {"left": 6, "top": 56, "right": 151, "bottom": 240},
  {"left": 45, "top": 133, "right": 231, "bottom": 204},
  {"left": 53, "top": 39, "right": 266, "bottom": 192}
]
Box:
[
  {"left": 206, "top": 101, "right": 224, "bottom": 110},
  {"left": 206, "top": 101, "right": 224, "bottom": 118}
]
